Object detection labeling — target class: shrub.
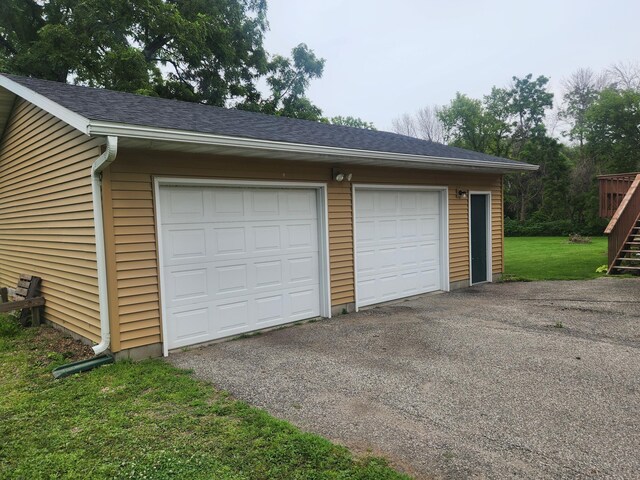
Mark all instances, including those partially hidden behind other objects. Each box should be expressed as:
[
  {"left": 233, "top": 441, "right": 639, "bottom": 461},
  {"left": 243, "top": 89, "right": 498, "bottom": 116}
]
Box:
[
  {"left": 0, "top": 312, "right": 21, "bottom": 337},
  {"left": 505, "top": 218, "right": 606, "bottom": 237},
  {"left": 505, "top": 218, "right": 574, "bottom": 236}
]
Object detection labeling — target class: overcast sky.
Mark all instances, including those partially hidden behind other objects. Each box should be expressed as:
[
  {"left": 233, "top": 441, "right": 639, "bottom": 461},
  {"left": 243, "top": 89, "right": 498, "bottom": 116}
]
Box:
[{"left": 262, "top": 0, "right": 640, "bottom": 131}]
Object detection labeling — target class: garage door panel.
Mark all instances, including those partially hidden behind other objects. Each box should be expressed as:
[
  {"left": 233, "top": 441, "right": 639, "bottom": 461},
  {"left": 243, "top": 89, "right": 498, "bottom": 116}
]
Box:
[
  {"left": 216, "top": 264, "right": 248, "bottom": 295},
  {"left": 289, "top": 256, "right": 319, "bottom": 283},
  {"left": 170, "top": 268, "right": 209, "bottom": 301},
  {"left": 164, "top": 254, "right": 319, "bottom": 308},
  {"left": 419, "top": 217, "right": 439, "bottom": 238},
  {"left": 161, "top": 188, "right": 206, "bottom": 223},
  {"left": 255, "top": 294, "right": 284, "bottom": 324},
  {"left": 255, "top": 260, "right": 283, "bottom": 288},
  {"left": 212, "top": 188, "right": 244, "bottom": 216},
  {"left": 160, "top": 185, "right": 322, "bottom": 349},
  {"left": 216, "top": 300, "right": 249, "bottom": 331},
  {"left": 399, "top": 245, "right": 420, "bottom": 266},
  {"left": 250, "top": 189, "right": 279, "bottom": 215},
  {"left": 399, "top": 191, "right": 418, "bottom": 210},
  {"left": 286, "top": 190, "right": 316, "bottom": 214},
  {"left": 355, "top": 189, "right": 443, "bottom": 308},
  {"left": 355, "top": 220, "right": 376, "bottom": 243},
  {"left": 170, "top": 307, "right": 210, "bottom": 348},
  {"left": 161, "top": 187, "right": 318, "bottom": 224},
  {"left": 378, "top": 220, "right": 397, "bottom": 240},
  {"left": 161, "top": 223, "right": 318, "bottom": 267},
  {"left": 418, "top": 242, "right": 440, "bottom": 266},
  {"left": 163, "top": 227, "right": 208, "bottom": 263},
  {"left": 166, "top": 283, "right": 320, "bottom": 346},
  {"left": 377, "top": 191, "right": 397, "bottom": 212},
  {"left": 290, "top": 288, "right": 319, "bottom": 317},
  {"left": 253, "top": 225, "right": 281, "bottom": 251}
]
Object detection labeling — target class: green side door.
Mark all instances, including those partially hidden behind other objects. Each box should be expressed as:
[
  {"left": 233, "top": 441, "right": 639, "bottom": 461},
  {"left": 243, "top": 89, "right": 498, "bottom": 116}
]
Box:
[{"left": 470, "top": 194, "right": 488, "bottom": 284}]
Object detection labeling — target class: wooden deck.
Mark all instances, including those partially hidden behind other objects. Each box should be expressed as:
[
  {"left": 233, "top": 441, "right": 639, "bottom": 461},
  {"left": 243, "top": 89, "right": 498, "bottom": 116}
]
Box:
[
  {"left": 598, "top": 172, "right": 640, "bottom": 218},
  {"left": 600, "top": 173, "right": 640, "bottom": 273}
]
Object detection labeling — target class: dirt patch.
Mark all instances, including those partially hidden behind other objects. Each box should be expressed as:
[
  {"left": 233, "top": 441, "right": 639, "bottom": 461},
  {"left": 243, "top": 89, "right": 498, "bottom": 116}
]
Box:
[{"left": 32, "top": 325, "right": 94, "bottom": 365}]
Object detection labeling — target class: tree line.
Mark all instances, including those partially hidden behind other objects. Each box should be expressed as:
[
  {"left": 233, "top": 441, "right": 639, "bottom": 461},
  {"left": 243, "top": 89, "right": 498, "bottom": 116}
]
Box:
[
  {"left": 0, "top": 0, "right": 374, "bottom": 128},
  {"left": 392, "top": 63, "right": 640, "bottom": 236},
  {"left": 2, "top": 1, "right": 638, "bottom": 237}
]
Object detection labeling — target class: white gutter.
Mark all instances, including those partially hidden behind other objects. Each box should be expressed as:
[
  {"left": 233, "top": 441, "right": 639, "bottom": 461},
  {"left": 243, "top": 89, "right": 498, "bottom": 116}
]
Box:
[
  {"left": 87, "top": 122, "right": 539, "bottom": 173},
  {"left": 91, "top": 136, "right": 118, "bottom": 355}
]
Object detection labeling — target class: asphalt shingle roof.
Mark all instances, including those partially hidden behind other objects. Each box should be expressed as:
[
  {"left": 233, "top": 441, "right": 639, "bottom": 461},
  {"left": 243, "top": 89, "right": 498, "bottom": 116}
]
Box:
[{"left": 3, "top": 74, "right": 527, "bottom": 167}]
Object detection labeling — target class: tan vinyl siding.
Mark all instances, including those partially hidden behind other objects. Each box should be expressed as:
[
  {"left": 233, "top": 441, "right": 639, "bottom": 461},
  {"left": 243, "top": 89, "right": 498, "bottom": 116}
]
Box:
[
  {"left": 328, "top": 182, "right": 354, "bottom": 305},
  {"left": 105, "top": 149, "right": 503, "bottom": 352},
  {"left": 0, "top": 99, "right": 102, "bottom": 341}
]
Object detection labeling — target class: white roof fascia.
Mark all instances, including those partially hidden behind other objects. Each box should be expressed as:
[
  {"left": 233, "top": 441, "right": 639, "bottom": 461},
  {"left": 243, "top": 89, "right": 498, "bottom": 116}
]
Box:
[
  {"left": 88, "top": 121, "right": 539, "bottom": 172},
  {"left": 0, "top": 75, "right": 90, "bottom": 134}
]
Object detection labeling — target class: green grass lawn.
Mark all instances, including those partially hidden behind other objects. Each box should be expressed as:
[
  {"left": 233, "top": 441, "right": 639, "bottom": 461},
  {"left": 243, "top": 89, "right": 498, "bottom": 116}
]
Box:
[
  {"left": 504, "top": 236, "right": 608, "bottom": 281},
  {"left": 0, "top": 316, "right": 407, "bottom": 480}
]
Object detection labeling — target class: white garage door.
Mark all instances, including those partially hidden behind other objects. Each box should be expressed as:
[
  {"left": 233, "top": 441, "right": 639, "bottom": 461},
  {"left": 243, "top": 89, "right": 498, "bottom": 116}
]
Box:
[
  {"left": 355, "top": 188, "right": 442, "bottom": 307},
  {"left": 159, "top": 185, "right": 322, "bottom": 349}
]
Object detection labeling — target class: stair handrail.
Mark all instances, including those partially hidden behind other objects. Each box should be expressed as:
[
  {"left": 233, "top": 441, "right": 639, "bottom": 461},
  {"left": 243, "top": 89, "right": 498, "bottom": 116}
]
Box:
[{"left": 604, "top": 173, "right": 640, "bottom": 271}]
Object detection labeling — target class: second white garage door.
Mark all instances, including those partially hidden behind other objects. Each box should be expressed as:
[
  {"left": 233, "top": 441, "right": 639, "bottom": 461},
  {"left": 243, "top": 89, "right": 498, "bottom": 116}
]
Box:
[
  {"left": 355, "top": 188, "right": 444, "bottom": 307},
  {"left": 159, "top": 185, "right": 323, "bottom": 350}
]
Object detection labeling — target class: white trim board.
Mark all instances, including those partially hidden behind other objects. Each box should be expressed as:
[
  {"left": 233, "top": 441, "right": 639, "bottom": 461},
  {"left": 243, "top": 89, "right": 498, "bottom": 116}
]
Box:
[
  {"left": 153, "top": 176, "right": 332, "bottom": 356},
  {"left": 352, "top": 184, "right": 450, "bottom": 310},
  {"left": 0, "top": 76, "right": 90, "bottom": 133}
]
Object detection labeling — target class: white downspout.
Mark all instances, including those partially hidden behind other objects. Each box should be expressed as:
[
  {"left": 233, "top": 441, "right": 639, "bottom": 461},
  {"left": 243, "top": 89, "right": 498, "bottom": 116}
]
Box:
[{"left": 91, "top": 136, "right": 118, "bottom": 354}]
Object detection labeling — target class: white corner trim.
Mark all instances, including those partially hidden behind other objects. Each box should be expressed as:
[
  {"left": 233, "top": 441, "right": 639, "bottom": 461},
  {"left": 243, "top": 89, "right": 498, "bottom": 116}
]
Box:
[
  {"left": 351, "top": 183, "right": 359, "bottom": 312},
  {"left": 0, "top": 76, "right": 90, "bottom": 134}
]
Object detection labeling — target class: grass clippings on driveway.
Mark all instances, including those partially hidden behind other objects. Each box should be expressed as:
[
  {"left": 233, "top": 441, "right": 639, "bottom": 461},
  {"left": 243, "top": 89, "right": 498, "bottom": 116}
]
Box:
[
  {"left": 504, "top": 236, "right": 608, "bottom": 280},
  {"left": 0, "top": 315, "right": 407, "bottom": 480}
]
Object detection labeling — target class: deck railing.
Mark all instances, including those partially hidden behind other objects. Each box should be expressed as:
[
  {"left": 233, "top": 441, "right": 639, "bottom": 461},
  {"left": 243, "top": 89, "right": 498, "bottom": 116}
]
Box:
[
  {"left": 604, "top": 173, "right": 640, "bottom": 271},
  {"left": 598, "top": 172, "right": 640, "bottom": 218}
]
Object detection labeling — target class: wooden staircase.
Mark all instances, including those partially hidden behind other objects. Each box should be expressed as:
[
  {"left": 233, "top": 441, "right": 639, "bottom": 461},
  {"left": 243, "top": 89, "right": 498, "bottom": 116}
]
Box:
[
  {"left": 601, "top": 173, "right": 640, "bottom": 274},
  {"left": 609, "top": 217, "right": 640, "bottom": 273}
]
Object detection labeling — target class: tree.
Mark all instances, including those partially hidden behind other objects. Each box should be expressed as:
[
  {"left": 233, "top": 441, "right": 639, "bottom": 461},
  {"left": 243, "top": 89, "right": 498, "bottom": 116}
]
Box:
[
  {"left": 414, "top": 106, "right": 445, "bottom": 143},
  {"left": 438, "top": 93, "right": 495, "bottom": 151},
  {"left": 585, "top": 88, "right": 640, "bottom": 173},
  {"left": 607, "top": 61, "right": 640, "bottom": 92},
  {"left": 507, "top": 74, "right": 554, "bottom": 153},
  {"left": 436, "top": 75, "right": 555, "bottom": 221},
  {"left": 559, "top": 68, "right": 608, "bottom": 149},
  {"left": 328, "top": 116, "right": 375, "bottom": 129},
  {"left": 237, "top": 43, "right": 325, "bottom": 120},
  {"left": 391, "top": 113, "right": 418, "bottom": 138},
  {"left": 0, "top": 0, "right": 270, "bottom": 106},
  {"left": 391, "top": 105, "right": 445, "bottom": 142}
]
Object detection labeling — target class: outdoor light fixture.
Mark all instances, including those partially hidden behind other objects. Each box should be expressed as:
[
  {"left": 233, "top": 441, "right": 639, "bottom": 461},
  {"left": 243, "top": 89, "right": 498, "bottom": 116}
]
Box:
[
  {"left": 457, "top": 189, "right": 468, "bottom": 199},
  {"left": 332, "top": 168, "right": 352, "bottom": 182}
]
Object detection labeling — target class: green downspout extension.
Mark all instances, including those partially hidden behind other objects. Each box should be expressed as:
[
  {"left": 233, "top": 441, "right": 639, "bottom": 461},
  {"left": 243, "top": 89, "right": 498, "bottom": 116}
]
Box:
[{"left": 52, "top": 354, "right": 115, "bottom": 379}]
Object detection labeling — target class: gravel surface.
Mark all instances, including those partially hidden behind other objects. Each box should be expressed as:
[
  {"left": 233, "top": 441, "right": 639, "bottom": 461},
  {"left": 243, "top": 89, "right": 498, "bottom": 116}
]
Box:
[{"left": 168, "top": 278, "right": 640, "bottom": 479}]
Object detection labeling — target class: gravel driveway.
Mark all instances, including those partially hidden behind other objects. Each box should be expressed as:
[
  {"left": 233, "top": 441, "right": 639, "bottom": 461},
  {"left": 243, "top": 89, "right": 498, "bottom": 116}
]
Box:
[{"left": 169, "top": 278, "right": 640, "bottom": 479}]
